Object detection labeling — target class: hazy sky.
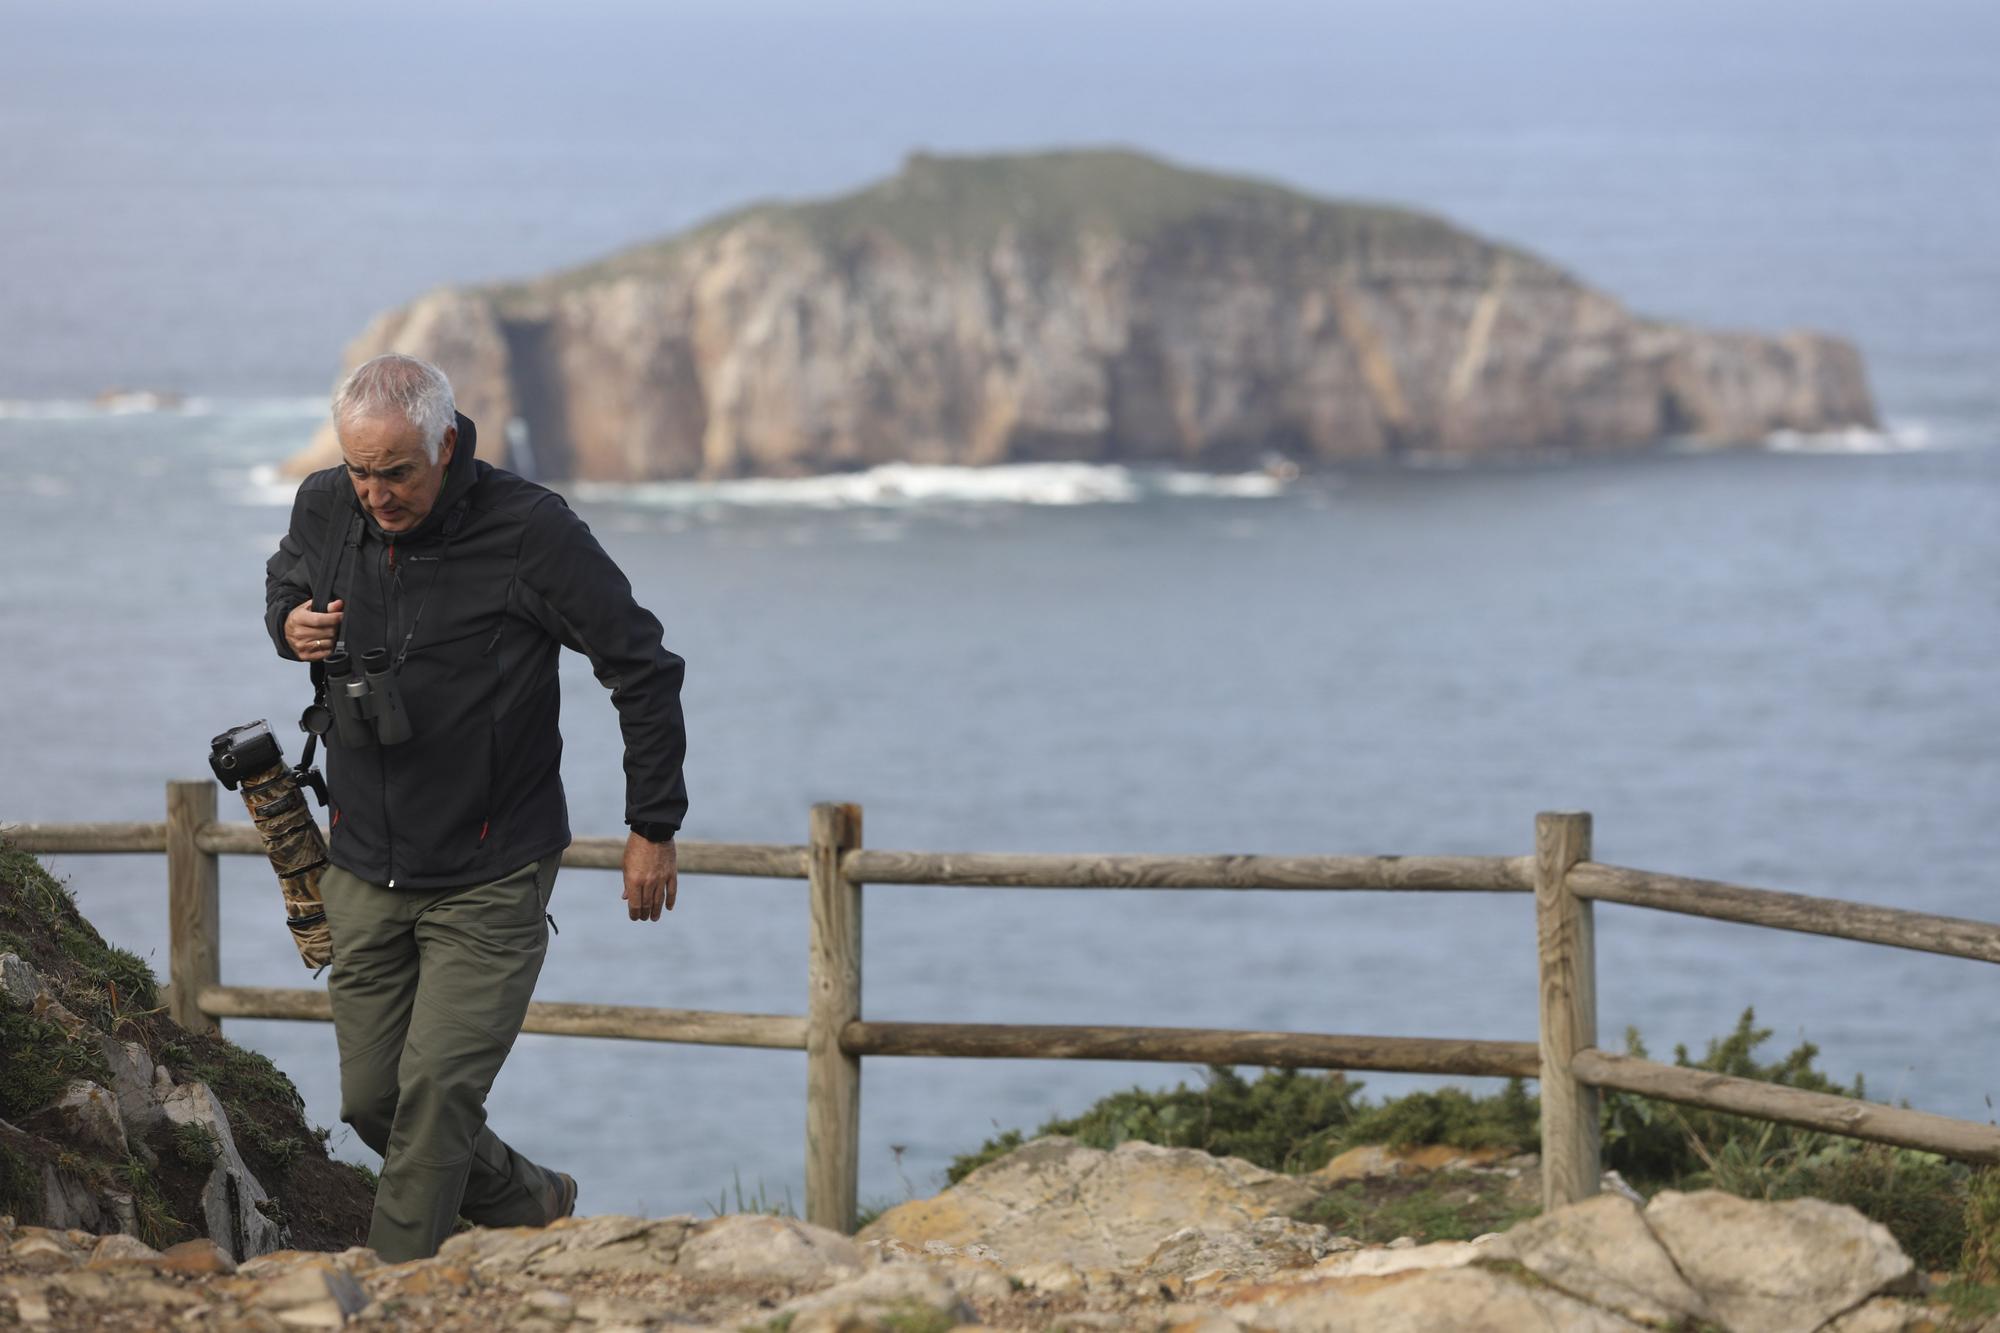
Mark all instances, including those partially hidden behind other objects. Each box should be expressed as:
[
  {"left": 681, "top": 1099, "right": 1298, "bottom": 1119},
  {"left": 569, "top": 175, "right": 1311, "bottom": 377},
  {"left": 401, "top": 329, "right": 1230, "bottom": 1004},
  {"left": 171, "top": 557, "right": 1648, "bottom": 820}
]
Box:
[{"left": 2, "top": 0, "right": 1994, "bottom": 397}]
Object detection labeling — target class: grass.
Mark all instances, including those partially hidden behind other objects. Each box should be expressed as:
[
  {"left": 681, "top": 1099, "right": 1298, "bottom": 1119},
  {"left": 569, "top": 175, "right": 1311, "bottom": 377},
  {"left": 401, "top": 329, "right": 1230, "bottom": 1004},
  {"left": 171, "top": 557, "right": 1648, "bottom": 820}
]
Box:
[
  {"left": 0, "top": 1008, "right": 112, "bottom": 1120},
  {"left": 116, "top": 1154, "right": 193, "bottom": 1250},
  {"left": 1296, "top": 1171, "right": 1538, "bottom": 1245},
  {"left": 168, "top": 1122, "right": 221, "bottom": 1172},
  {"left": 1964, "top": 1166, "right": 2000, "bottom": 1282},
  {"left": 0, "top": 843, "right": 159, "bottom": 1030},
  {"left": 875, "top": 1303, "right": 959, "bottom": 1333},
  {"left": 710, "top": 1168, "right": 796, "bottom": 1219}
]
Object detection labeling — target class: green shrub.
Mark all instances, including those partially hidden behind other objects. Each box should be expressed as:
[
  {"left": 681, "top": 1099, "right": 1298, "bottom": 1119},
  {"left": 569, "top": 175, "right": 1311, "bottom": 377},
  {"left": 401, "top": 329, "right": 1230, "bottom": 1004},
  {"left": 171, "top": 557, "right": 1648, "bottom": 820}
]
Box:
[
  {"left": 949, "top": 1066, "right": 1374, "bottom": 1183},
  {"left": 1601, "top": 1009, "right": 1861, "bottom": 1188},
  {"left": 948, "top": 1067, "right": 1545, "bottom": 1186}
]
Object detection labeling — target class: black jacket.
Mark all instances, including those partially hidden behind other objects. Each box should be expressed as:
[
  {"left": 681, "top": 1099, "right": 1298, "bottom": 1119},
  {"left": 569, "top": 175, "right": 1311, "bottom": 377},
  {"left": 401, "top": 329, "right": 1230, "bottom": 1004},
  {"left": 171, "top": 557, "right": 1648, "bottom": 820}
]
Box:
[{"left": 264, "top": 413, "right": 687, "bottom": 889}]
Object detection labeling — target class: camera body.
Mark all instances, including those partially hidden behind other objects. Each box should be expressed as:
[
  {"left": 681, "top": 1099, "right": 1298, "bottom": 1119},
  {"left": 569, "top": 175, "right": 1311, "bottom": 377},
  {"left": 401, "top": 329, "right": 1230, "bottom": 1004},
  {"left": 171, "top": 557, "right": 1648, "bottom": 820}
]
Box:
[{"left": 206, "top": 720, "right": 334, "bottom": 970}]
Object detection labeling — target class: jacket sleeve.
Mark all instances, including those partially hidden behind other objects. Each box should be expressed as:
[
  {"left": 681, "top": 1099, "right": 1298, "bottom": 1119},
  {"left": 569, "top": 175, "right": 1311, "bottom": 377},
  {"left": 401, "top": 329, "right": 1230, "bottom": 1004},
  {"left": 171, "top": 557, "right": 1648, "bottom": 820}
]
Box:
[
  {"left": 264, "top": 479, "right": 330, "bottom": 661},
  {"left": 517, "top": 493, "right": 689, "bottom": 836}
]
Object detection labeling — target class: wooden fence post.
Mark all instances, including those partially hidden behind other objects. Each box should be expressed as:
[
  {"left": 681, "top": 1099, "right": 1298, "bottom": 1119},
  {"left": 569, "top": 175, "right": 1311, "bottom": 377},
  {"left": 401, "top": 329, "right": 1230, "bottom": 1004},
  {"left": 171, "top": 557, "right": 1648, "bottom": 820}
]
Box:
[
  {"left": 805, "top": 802, "right": 863, "bottom": 1233},
  {"left": 1535, "top": 810, "right": 1598, "bottom": 1209},
  {"left": 167, "top": 779, "right": 221, "bottom": 1034}
]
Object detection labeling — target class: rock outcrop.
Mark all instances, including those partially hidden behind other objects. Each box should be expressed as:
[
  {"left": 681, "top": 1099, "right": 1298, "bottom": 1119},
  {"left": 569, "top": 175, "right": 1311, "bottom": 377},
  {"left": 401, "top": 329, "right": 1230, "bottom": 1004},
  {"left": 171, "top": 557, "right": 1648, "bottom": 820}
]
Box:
[
  {"left": 288, "top": 149, "right": 1877, "bottom": 481},
  {"left": 0, "top": 843, "right": 373, "bottom": 1256},
  {"left": 859, "top": 1135, "right": 1320, "bottom": 1270},
  {"left": 1, "top": 953, "right": 287, "bottom": 1260}
]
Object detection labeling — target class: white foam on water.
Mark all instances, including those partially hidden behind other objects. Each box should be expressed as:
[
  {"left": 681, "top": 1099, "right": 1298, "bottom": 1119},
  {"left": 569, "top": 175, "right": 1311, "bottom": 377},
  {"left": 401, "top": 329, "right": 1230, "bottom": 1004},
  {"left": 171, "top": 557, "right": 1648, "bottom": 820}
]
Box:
[
  {"left": 219, "top": 463, "right": 307, "bottom": 508},
  {"left": 573, "top": 461, "right": 1291, "bottom": 510},
  {"left": 0, "top": 394, "right": 323, "bottom": 421},
  {"left": 1157, "top": 470, "right": 1289, "bottom": 498},
  {"left": 1763, "top": 421, "right": 1932, "bottom": 455}
]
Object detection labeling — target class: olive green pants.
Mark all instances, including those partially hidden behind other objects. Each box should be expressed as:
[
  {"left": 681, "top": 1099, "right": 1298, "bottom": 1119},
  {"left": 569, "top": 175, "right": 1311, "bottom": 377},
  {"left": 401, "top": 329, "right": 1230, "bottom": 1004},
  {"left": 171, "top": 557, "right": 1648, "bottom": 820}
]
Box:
[{"left": 321, "top": 858, "right": 564, "bottom": 1262}]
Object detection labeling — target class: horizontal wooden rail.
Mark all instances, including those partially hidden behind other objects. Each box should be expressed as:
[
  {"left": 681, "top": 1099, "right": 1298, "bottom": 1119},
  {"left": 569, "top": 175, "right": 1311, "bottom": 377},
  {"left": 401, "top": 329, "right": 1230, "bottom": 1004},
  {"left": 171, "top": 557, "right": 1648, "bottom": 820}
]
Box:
[
  {"left": 176, "top": 822, "right": 810, "bottom": 879},
  {"left": 195, "top": 985, "right": 808, "bottom": 1050},
  {"left": 845, "top": 850, "right": 1531, "bottom": 893},
  {"left": 562, "top": 837, "right": 812, "bottom": 880},
  {"left": 2, "top": 822, "right": 168, "bottom": 854},
  {"left": 843, "top": 1021, "right": 1540, "bottom": 1078},
  {"left": 193, "top": 822, "right": 264, "bottom": 855},
  {"left": 1569, "top": 863, "right": 2000, "bottom": 965},
  {"left": 1572, "top": 1049, "right": 2000, "bottom": 1164}
]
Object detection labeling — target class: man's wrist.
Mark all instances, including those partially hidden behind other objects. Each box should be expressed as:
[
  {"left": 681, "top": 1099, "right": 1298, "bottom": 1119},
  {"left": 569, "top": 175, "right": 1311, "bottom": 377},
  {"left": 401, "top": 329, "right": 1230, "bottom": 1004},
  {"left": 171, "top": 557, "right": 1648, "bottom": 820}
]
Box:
[{"left": 629, "top": 821, "right": 677, "bottom": 844}]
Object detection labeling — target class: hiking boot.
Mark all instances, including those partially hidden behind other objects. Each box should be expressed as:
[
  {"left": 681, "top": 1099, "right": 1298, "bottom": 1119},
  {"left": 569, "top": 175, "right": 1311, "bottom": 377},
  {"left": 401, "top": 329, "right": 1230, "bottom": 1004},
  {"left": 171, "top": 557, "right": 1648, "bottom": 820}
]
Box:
[{"left": 544, "top": 1170, "right": 578, "bottom": 1223}]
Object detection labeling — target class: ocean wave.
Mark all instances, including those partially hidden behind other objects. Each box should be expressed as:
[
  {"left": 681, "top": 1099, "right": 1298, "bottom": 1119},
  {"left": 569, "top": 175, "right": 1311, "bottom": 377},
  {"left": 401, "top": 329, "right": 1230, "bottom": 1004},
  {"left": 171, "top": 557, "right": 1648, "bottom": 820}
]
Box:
[
  {"left": 572, "top": 462, "right": 1291, "bottom": 509},
  {"left": 1763, "top": 422, "right": 1931, "bottom": 455},
  {"left": 219, "top": 463, "right": 308, "bottom": 508},
  {"left": 0, "top": 394, "right": 324, "bottom": 421}
]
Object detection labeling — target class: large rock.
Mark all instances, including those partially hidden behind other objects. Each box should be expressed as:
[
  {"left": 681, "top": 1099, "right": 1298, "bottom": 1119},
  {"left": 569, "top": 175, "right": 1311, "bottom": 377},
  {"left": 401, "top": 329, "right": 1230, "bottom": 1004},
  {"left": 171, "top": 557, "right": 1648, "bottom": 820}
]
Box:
[
  {"left": 1232, "top": 1263, "right": 1648, "bottom": 1332},
  {"left": 1144, "top": 1216, "right": 1357, "bottom": 1284},
  {"left": 859, "top": 1134, "right": 1319, "bottom": 1270},
  {"left": 674, "top": 1212, "right": 864, "bottom": 1285},
  {"left": 96, "top": 1037, "right": 169, "bottom": 1145},
  {"left": 1482, "top": 1192, "right": 1712, "bottom": 1326},
  {"left": 51, "top": 1080, "right": 127, "bottom": 1158},
  {"left": 159, "top": 1082, "right": 289, "bottom": 1261},
  {"left": 773, "top": 1263, "right": 974, "bottom": 1333},
  {"left": 1643, "top": 1189, "right": 1915, "bottom": 1333},
  {"left": 0, "top": 952, "right": 45, "bottom": 1008},
  {"left": 287, "top": 149, "right": 1878, "bottom": 482}
]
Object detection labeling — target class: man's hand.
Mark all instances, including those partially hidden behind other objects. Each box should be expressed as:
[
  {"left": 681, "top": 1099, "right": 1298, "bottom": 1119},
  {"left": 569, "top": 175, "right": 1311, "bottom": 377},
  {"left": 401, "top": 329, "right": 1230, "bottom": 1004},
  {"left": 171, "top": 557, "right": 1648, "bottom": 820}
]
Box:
[
  {"left": 622, "top": 833, "right": 677, "bottom": 922},
  {"left": 286, "top": 599, "right": 345, "bottom": 661}
]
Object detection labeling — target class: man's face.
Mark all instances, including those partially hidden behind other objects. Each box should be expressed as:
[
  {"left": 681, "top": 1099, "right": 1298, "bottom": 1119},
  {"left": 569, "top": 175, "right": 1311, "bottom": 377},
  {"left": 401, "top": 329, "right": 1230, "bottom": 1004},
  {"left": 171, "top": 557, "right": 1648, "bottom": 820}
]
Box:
[{"left": 338, "top": 412, "right": 456, "bottom": 534}]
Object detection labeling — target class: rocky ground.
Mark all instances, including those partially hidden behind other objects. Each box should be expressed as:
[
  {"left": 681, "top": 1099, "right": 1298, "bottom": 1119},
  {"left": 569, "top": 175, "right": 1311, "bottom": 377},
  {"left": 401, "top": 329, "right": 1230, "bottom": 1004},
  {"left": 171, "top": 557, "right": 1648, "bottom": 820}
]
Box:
[{"left": 4, "top": 1135, "right": 1992, "bottom": 1332}]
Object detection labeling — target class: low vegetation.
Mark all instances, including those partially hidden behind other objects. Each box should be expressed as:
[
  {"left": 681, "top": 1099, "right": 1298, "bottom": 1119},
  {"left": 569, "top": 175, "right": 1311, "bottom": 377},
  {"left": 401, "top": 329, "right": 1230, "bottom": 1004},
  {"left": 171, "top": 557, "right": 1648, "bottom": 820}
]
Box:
[{"left": 946, "top": 1010, "right": 2000, "bottom": 1282}]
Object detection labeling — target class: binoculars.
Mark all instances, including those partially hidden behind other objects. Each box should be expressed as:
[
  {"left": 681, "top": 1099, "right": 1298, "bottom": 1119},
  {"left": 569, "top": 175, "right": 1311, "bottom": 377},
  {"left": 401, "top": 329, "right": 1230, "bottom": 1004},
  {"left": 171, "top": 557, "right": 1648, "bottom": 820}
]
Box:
[{"left": 325, "top": 648, "right": 413, "bottom": 747}]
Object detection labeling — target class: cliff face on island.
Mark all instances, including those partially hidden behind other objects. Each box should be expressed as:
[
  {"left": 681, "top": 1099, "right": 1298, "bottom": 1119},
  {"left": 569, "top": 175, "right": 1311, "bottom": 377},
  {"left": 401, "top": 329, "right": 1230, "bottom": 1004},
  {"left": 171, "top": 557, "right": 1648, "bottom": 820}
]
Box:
[{"left": 290, "top": 150, "right": 1877, "bottom": 480}]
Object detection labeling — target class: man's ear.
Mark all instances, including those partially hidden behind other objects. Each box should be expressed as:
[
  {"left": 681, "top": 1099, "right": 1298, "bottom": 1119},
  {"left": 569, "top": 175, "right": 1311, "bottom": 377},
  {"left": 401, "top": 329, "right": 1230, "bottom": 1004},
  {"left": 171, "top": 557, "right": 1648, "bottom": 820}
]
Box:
[{"left": 439, "top": 425, "right": 458, "bottom": 467}]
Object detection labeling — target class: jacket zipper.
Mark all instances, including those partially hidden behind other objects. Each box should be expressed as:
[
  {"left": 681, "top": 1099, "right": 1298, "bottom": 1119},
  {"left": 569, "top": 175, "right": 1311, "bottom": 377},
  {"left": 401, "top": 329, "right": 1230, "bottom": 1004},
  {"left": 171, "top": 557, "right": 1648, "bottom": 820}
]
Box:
[{"left": 381, "top": 537, "right": 400, "bottom": 886}]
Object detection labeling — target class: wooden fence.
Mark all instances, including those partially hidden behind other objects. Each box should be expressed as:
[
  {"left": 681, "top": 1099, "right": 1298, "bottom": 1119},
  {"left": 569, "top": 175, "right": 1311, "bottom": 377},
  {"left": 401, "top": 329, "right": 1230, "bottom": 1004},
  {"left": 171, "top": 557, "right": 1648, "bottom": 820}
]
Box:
[{"left": 6, "top": 783, "right": 1999, "bottom": 1234}]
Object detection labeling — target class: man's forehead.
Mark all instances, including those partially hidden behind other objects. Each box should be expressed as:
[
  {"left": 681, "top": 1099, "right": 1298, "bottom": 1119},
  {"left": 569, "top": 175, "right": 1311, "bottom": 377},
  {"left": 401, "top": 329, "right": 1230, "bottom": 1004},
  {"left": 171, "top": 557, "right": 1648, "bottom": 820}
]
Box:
[{"left": 338, "top": 411, "right": 431, "bottom": 464}]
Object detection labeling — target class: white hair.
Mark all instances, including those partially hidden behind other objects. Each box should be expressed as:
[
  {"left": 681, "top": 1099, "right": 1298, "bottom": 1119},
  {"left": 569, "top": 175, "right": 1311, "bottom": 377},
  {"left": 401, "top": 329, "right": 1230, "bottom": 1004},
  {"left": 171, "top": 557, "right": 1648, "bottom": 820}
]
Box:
[{"left": 332, "top": 354, "right": 457, "bottom": 462}]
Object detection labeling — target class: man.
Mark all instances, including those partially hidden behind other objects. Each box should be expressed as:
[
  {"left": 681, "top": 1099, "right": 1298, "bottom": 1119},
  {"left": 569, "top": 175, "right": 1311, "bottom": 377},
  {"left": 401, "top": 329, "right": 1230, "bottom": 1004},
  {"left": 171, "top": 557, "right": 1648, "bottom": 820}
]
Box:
[{"left": 264, "top": 353, "right": 687, "bottom": 1262}]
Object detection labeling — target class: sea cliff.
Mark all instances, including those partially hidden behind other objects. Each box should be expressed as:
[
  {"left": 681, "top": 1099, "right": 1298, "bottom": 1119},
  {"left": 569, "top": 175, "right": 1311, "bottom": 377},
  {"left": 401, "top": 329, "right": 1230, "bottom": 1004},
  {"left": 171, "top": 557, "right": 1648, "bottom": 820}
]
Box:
[{"left": 287, "top": 149, "right": 1876, "bottom": 481}]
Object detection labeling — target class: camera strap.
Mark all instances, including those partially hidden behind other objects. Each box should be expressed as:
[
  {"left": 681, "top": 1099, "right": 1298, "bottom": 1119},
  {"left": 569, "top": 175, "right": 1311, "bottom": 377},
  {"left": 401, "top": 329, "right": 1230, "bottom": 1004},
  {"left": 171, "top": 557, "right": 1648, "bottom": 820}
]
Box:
[
  {"left": 386, "top": 498, "right": 470, "bottom": 676},
  {"left": 298, "top": 504, "right": 365, "bottom": 775}
]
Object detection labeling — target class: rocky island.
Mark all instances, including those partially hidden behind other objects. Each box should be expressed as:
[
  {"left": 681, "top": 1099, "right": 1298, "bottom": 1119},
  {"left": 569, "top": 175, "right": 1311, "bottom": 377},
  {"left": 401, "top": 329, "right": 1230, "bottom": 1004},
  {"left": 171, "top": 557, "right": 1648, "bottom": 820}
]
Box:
[{"left": 287, "top": 149, "right": 1876, "bottom": 481}]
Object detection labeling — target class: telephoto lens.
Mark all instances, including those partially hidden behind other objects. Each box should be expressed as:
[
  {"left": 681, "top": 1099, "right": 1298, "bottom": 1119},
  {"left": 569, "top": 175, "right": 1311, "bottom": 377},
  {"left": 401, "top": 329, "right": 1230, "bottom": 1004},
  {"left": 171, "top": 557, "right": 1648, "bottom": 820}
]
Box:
[
  {"left": 362, "top": 648, "right": 413, "bottom": 745},
  {"left": 325, "top": 651, "right": 377, "bottom": 749}
]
